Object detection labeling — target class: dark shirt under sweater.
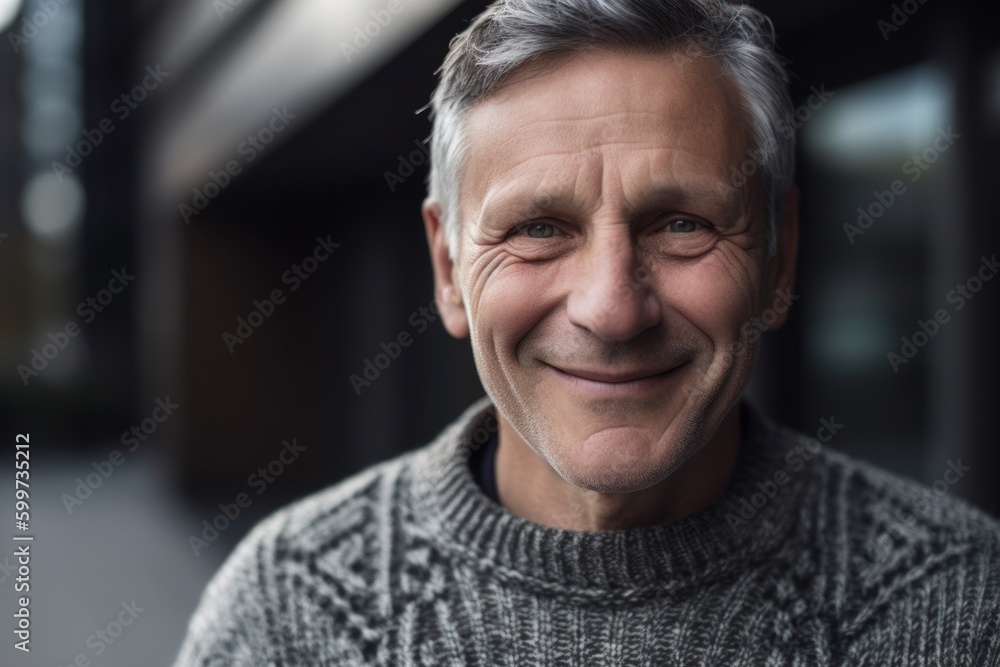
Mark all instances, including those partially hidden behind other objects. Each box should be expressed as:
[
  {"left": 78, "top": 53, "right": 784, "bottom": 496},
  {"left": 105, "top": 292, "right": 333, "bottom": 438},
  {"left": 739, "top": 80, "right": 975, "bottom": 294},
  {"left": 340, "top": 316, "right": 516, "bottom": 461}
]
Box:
[
  {"left": 469, "top": 427, "right": 500, "bottom": 504},
  {"left": 173, "top": 398, "right": 1000, "bottom": 666}
]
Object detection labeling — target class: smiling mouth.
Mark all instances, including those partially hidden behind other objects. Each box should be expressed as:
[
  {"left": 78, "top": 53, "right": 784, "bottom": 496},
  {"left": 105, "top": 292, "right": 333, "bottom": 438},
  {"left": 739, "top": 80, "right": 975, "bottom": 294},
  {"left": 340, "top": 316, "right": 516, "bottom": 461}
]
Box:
[
  {"left": 542, "top": 362, "right": 688, "bottom": 400},
  {"left": 544, "top": 361, "right": 688, "bottom": 384}
]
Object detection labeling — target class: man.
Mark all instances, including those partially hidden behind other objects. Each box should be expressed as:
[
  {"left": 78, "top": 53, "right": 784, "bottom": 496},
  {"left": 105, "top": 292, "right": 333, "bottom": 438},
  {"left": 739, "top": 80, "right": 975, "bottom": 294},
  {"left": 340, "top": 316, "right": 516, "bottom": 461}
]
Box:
[{"left": 174, "top": 0, "right": 1000, "bottom": 664}]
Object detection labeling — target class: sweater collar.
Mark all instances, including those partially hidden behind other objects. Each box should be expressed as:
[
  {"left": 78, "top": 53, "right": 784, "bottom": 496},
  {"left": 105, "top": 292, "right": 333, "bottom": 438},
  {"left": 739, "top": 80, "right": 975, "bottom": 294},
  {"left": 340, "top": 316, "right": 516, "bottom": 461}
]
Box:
[{"left": 415, "top": 397, "right": 805, "bottom": 595}]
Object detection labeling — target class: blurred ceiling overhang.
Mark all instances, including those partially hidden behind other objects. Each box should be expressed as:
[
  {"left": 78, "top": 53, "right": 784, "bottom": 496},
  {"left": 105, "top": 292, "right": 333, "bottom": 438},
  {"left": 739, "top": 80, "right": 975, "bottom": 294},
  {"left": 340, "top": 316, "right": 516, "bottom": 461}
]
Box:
[{"left": 144, "top": 0, "right": 463, "bottom": 201}]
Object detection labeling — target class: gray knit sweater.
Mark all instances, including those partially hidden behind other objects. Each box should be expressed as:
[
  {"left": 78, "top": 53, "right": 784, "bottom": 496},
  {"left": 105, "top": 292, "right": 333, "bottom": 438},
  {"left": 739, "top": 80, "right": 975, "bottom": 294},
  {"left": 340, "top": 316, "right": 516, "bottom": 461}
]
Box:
[{"left": 173, "top": 399, "right": 1000, "bottom": 666}]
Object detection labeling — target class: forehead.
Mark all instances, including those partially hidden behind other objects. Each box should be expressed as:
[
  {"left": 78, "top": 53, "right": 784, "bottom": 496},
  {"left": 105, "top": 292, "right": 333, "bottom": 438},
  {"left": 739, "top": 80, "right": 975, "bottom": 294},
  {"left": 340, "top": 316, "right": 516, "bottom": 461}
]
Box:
[{"left": 460, "top": 48, "right": 753, "bottom": 217}]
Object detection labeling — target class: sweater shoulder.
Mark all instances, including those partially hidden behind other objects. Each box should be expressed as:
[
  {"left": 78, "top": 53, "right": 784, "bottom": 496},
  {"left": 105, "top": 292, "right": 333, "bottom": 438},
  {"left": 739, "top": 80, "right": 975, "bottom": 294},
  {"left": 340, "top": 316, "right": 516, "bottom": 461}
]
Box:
[
  {"left": 815, "top": 444, "right": 1000, "bottom": 551},
  {"left": 753, "top": 411, "right": 1000, "bottom": 546},
  {"left": 249, "top": 399, "right": 489, "bottom": 558},
  {"left": 172, "top": 447, "right": 430, "bottom": 666},
  {"left": 249, "top": 445, "right": 427, "bottom": 563},
  {"left": 799, "top": 437, "right": 1000, "bottom": 646}
]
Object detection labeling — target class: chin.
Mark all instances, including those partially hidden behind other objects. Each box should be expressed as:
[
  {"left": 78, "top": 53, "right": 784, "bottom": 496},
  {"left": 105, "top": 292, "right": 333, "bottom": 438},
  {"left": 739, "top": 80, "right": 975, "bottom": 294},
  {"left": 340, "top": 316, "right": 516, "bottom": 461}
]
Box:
[{"left": 539, "top": 416, "right": 706, "bottom": 494}]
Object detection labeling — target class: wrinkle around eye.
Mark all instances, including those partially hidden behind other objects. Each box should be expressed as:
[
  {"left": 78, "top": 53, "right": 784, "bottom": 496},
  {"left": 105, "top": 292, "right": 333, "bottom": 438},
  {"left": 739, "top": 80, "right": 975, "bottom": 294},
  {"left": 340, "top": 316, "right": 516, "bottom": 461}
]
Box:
[
  {"left": 468, "top": 248, "right": 543, "bottom": 297},
  {"left": 643, "top": 223, "right": 719, "bottom": 259},
  {"left": 492, "top": 218, "right": 576, "bottom": 261}
]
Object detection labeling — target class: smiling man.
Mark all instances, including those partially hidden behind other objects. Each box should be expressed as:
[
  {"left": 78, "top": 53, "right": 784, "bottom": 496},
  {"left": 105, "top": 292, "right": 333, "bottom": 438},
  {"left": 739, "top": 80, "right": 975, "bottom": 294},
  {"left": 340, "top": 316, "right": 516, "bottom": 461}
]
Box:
[
  {"left": 428, "top": 44, "right": 782, "bottom": 532},
  {"left": 174, "top": 1, "right": 1000, "bottom": 665}
]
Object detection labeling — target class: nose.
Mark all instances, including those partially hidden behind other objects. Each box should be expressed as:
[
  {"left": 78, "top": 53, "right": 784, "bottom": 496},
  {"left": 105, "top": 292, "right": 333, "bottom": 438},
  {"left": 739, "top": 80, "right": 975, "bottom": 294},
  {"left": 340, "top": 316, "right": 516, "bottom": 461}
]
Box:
[{"left": 565, "top": 233, "right": 661, "bottom": 342}]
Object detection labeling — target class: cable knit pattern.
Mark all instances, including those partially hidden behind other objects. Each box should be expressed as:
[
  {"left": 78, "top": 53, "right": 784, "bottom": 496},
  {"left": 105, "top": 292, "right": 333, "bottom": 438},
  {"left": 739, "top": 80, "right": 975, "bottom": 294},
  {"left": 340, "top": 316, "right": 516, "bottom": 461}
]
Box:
[{"left": 173, "top": 399, "right": 1000, "bottom": 666}]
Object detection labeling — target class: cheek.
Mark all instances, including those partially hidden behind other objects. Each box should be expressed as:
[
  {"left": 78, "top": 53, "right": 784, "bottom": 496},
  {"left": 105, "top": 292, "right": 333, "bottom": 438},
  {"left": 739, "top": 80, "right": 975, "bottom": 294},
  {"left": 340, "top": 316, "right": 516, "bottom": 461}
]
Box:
[
  {"left": 468, "top": 258, "right": 563, "bottom": 359},
  {"left": 660, "top": 253, "right": 761, "bottom": 342}
]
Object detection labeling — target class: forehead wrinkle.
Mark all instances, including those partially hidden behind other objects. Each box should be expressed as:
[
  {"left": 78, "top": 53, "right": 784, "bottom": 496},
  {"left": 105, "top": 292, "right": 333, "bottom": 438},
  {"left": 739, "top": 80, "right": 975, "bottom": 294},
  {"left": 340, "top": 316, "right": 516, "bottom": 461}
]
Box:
[
  {"left": 606, "top": 150, "right": 746, "bottom": 225},
  {"left": 469, "top": 112, "right": 720, "bottom": 166},
  {"left": 472, "top": 152, "right": 602, "bottom": 222},
  {"left": 461, "top": 52, "right": 759, "bottom": 237},
  {"left": 477, "top": 141, "right": 733, "bottom": 206}
]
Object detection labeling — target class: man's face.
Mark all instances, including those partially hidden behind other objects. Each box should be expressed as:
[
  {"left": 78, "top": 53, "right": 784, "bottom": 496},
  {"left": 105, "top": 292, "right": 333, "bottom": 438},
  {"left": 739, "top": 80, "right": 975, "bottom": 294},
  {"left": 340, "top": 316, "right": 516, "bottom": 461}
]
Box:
[{"left": 425, "top": 48, "right": 796, "bottom": 494}]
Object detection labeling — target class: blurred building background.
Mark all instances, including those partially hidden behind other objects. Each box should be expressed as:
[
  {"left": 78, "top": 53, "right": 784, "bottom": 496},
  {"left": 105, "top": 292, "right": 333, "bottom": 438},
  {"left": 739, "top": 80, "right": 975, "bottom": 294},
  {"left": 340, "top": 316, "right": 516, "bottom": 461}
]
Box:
[{"left": 0, "top": 0, "right": 997, "bottom": 664}]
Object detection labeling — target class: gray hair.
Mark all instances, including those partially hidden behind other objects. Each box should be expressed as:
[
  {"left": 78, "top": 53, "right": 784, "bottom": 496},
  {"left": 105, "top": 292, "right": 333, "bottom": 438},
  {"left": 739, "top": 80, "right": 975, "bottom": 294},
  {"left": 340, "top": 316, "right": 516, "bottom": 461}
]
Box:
[{"left": 426, "top": 0, "right": 796, "bottom": 258}]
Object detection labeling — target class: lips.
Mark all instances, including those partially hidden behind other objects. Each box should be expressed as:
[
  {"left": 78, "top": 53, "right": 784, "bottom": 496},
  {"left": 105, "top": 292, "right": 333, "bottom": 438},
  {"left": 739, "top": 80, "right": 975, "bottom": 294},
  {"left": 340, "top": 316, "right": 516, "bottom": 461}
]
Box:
[
  {"left": 542, "top": 361, "right": 687, "bottom": 401},
  {"left": 548, "top": 365, "right": 675, "bottom": 383}
]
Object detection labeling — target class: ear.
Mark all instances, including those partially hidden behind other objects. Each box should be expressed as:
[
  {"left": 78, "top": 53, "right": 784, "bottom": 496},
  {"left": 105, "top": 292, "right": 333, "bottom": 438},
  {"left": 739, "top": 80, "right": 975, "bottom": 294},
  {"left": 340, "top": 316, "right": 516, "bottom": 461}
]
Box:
[
  {"left": 763, "top": 185, "right": 799, "bottom": 330},
  {"left": 422, "top": 199, "right": 469, "bottom": 339}
]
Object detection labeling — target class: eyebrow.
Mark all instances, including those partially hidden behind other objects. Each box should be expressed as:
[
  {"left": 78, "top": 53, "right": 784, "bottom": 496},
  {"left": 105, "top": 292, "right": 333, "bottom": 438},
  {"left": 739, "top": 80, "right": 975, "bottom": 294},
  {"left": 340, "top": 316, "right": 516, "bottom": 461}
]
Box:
[
  {"left": 484, "top": 182, "right": 743, "bottom": 222},
  {"left": 626, "top": 183, "right": 745, "bottom": 214}
]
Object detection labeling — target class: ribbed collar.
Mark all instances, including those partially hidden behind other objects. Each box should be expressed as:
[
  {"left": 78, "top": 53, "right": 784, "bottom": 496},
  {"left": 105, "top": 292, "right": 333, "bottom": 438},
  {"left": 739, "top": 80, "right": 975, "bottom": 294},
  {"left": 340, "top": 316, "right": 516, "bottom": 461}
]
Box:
[{"left": 413, "top": 397, "right": 806, "bottom": 597}]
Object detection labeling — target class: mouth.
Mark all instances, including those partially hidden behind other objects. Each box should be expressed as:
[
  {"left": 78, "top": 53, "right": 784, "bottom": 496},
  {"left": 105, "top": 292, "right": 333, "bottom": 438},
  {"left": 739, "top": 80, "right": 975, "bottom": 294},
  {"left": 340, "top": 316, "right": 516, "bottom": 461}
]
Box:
[
  {"left": 543, "top": 361, "right": 689, "bottom": 399},
  {"left": 549, "top": 366, "right": 676, "bottom": 383}
]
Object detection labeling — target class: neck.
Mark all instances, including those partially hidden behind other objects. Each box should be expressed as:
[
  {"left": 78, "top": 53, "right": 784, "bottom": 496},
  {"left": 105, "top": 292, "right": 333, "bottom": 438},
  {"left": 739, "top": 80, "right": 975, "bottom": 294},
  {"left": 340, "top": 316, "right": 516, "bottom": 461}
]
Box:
[{"left": 494, "top": 406, "right": 743, "bottom": 531}]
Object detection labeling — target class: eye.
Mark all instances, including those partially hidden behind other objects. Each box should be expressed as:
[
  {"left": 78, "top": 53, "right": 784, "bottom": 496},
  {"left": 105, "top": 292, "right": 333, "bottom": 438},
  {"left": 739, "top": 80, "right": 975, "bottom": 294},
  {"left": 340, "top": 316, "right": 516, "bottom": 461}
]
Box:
[
  {"left": 644, "top": 214, "right": 716, "bottom": 258},
  {"left": 664, "top": 218, "right": 699, "bottom": 233},
  {"left": 504, "top": 219, "right": 573, "bottom": 261},
  {"left": 519, "top": 222, "right": 556, "bottom": 238}
]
